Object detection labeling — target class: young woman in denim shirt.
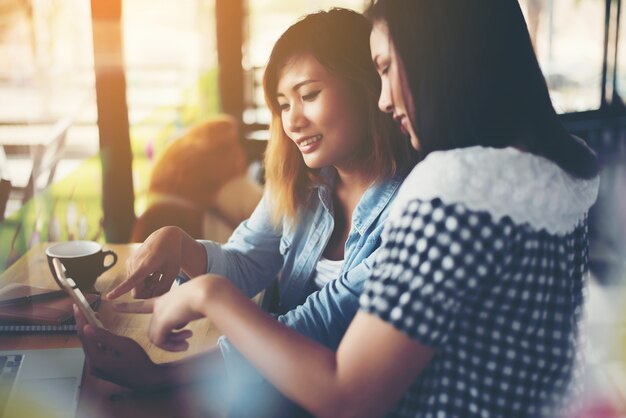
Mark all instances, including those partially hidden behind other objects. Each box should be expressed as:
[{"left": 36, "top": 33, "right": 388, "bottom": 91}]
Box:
[{"left": 79, "top": 8, "right": 414, "bottom": 392}]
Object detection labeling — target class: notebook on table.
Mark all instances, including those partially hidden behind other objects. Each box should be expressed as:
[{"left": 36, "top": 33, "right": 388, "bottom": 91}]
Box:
[
  {"left": 0, "top": 284, "right": 100, "bottom": 333},
  {"left": 0, "top": 348, "right": 85, "bottom": 418}
]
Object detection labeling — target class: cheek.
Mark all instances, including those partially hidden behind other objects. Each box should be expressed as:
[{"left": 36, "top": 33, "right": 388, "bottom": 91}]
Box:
[
  {"left": 409, "top": 132, "right": 420, "bottom": 150},
  {"left": 280, "top": 113, "right": 292, "bottom": 137},
  {"left": 332, "top": 91, "right": 362, "bottom": 129},
  {"left": 389, "top": 83, "right": 404, "bottom": 110},
  {"left": 339, "top": 108, "right": 367, "bottom": 148}
]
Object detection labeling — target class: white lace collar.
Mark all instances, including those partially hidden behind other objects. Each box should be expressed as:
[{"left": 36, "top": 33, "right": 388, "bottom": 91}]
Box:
[{"left": 391, "top": 146, "right": 600, "bottom": 235}]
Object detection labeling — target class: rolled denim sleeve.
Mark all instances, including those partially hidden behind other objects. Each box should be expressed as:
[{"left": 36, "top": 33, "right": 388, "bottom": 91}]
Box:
[
  {"left": 217, "top": 247, "right": 379, "bottom": 383},
  {"left": 276, "top": 246, "right": 377, "bottom": 349},
  {"left": 199, "top": 193, "right": 285, "bottom": 298}
]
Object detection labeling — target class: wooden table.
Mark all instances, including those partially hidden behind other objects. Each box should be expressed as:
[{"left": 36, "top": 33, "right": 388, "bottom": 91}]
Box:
[{"left": 0, "top": 243, "right": 229, "bottom": 418}]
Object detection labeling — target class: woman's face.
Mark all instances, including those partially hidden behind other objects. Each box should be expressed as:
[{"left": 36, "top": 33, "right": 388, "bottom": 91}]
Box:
[
  {"left": 370, "top": 21, "right": 419, "bottom": 150},
  {"left": 276, "top": 53, "right": 367, "bottom": 171}
]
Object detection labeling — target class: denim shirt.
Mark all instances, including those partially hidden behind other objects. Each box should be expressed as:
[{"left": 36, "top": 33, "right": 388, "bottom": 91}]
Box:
[{"left": 199, "top": 169, "right": 405, "bottom": 381}]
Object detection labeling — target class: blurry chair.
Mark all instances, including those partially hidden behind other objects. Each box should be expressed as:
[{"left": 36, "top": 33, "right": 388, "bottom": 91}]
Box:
[
  {"left": 20, "top": 117, "right": 71, "bottom": 204},
  {"left": 131, "top": 115, "right": 263, "bottom": 243}
]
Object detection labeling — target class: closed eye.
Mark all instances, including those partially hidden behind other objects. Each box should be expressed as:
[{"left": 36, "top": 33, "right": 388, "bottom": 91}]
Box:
[{"left": 302, "top": 90, "right": 321, "bottom": 101}]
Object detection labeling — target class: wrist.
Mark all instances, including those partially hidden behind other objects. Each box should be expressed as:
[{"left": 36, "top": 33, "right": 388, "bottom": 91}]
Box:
[
  {"left": 156, "top": 360, "right": 190, "bottom": 389},
  {"left": 180, "top": 232, "right": 208, "bottom": 277},
  {"left": 153, "top": 361, "right": 177, "bottom": 389},
  {"left": 122, "top": 359, "right": 175, "bottom": 391},
  {"left": 193, "top": 275, "right": 224, "bottom": 317}
]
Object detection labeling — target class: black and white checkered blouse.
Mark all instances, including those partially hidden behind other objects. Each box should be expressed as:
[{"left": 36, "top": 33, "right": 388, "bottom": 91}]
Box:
[{"left": 360, "top": 147, "right": 599, "bottom": 418}]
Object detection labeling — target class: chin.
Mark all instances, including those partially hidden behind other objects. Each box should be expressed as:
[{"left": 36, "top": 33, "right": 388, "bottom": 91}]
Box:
[{"left": 302, "top": 156, "right": 325, "bottom": 170}]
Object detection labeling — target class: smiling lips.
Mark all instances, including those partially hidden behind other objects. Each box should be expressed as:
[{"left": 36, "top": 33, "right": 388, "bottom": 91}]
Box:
[
  {"left": 296, "top": 134, "right": 323, "bottom": 152},
  {"left": 394, "top": 115, "right": 409, "bottom": 136}
]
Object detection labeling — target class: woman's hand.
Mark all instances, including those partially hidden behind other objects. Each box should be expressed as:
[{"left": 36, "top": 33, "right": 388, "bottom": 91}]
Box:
[
  {"left": 107, "top": 226, "right": 207, "bottom": 300},
  {"left": 74, "top": 306, "right": 172, "bottom": 390},
  {"left": 114, "top": 275, "right": 221, "bottom": 352}
]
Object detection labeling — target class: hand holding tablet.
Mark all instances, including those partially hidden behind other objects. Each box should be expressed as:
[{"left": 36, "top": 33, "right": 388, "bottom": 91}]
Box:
[{"left": 52, "top": 258, "right": 105, "bottom": 328}]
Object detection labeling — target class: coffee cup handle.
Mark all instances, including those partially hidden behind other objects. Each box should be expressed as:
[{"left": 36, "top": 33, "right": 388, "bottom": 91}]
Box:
[{"left": 102, "top": 250, "right": 118, "bottom": 272}]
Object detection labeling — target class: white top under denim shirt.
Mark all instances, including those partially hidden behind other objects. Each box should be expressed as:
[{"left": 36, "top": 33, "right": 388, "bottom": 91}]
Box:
[
  {"left": 314, "top": 257, "right": 345, "bottom": 289},
  {"left": 198, "top": 167, "right": 406, "bottom": 382}
]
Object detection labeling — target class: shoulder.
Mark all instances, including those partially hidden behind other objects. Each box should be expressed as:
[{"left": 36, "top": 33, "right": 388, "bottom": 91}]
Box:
[
  {"left": 352, "top": 173, "right": 407, "bottom": 234},
  {"left": 390, "top": 146, "right": 600, "bottom": 235}
]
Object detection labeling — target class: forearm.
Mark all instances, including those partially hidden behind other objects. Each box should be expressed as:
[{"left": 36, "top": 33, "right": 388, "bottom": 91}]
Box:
[
  {"left": 180, "top": 231, "right": 208, "bottom": 277},
  {"left": 90, "top": 348, "right": 225, "bottom": 392},
  {"left": 197, "top": 276, "right": 352, "bottom": 418},
  {"left": 197, "top": 193, "right": 284, "bottom": 294},
  {"left": 199, "top": 240, "right": 284, "bottom": 297},
  {"left": 276, "top": 272, "right": 363, "bottom": 351}
]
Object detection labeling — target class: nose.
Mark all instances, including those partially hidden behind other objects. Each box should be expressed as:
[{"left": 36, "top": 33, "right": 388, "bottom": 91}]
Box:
[
  {"left": 378, "top": 80, "right": 393, "bottom": 114},
  {"left": 286, "top": 102, "right": 308, "bottom": 132}
]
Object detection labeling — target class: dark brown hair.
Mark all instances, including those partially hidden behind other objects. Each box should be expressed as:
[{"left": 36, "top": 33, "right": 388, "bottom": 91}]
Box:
[{"left": 366, "top": 0, "right": 598, "bottom": 179}]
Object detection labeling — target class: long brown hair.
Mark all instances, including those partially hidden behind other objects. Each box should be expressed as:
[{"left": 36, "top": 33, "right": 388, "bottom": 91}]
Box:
[{"left": 263, "top": 8, "right": 414, "bottom": 226}]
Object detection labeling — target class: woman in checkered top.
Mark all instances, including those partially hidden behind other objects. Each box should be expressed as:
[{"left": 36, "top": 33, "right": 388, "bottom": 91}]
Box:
[{"left": 88, "top": 0, "right": 600, "bottom": 416}]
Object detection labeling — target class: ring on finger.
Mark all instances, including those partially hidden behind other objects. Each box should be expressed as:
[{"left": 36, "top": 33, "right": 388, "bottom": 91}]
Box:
[{"left": 144, "top": 272, "right": 160, "bottom": 286}]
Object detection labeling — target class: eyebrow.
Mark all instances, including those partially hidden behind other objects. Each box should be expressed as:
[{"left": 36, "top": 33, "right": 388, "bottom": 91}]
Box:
[{"left": 276, "top": 79, "right": 321, "bottom": 97}]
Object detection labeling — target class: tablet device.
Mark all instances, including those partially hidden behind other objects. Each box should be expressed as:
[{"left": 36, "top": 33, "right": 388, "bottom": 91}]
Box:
[{"left": 52, "top": 258, "right": 104, "bottom": 328}]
